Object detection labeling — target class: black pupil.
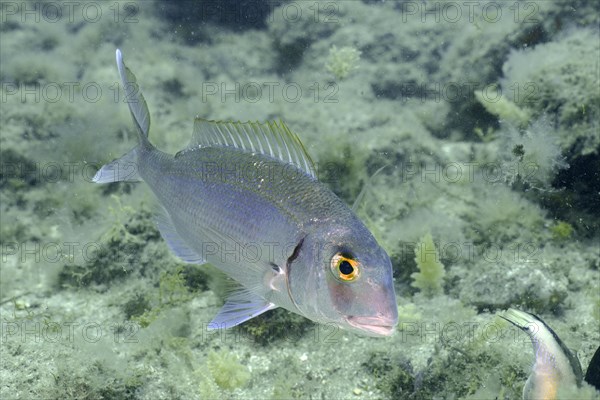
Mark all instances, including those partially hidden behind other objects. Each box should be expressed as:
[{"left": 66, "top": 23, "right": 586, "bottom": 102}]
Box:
[{"left": 339, "top": 260, "right": 354, "bottom": 275}]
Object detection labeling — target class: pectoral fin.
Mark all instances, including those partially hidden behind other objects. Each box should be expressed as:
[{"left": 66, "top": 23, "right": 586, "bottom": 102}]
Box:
[{"left": 208, "top": 290, "right": 276, "bottom": 330}]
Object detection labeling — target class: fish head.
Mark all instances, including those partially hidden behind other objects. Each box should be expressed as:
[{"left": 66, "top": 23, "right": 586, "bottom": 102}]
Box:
[{"left": 286, "top": 222, "right": 398, "bottom": 337}]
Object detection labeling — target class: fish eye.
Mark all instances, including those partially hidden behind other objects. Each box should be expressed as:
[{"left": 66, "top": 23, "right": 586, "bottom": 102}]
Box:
[{"left": 331, "top": 253, "right": 360, "bottom": 282}]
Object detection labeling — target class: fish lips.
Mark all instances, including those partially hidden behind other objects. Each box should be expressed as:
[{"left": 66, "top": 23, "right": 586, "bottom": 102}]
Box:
[{"left": 346, "top": 315, "right": 397, "bottom": 337}]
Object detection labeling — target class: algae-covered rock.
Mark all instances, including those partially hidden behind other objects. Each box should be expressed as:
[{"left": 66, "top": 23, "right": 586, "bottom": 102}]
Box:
[
  {"left": 0, "top": 149, "right": 42, "bottom": 189},
  {"left": 492, "top": 117, "right": 569, "bottom": 189},
  {"left": 268, "top": 1, "right": 344, "bottom": 73},
  {"left": 237, "top": 307, "right": 314, "bottom": 346},
  {"left": 122, "top": 291, "right": 152, "bottom": 320},
  {"left": 501, "top": 28, "right": 600, "bottom": 157},
  {"left": 41, "top": 360, "right": 144, "bottom": 400},
  {"left": 464, "top": 183, "right": 548, "bottom": 246},
  {"left": 458, "top": 259, "right": 568, "bottom": 313},
  {"left": 57, "top": 208, "right": 167, "bottom": 288},
  {"left": 157, "top": 0, "right": 273, "bottom": 38}
]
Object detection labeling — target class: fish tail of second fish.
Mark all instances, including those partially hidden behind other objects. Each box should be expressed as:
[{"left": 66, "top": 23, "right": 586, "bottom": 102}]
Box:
[{"left": 92, "top": 49, "right": 153, "bottom": 184}]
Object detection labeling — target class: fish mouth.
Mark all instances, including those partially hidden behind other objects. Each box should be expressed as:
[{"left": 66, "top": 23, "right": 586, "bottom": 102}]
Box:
[{"left": 346, "top": 316, "right": 396, "bottom": 337}]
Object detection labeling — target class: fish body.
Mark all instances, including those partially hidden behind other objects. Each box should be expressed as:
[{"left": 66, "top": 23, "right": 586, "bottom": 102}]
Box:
[
  {"left": 501, "top": 309, "right": 583, "bottom": 399},
  {"left": 94, "top": 49, "right": 398, "bottom": 337}
]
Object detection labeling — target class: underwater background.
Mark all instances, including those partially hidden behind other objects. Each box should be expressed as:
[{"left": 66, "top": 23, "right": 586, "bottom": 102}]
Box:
[{"left": 0, "top": 1, "right": 599, "bottom": 399}]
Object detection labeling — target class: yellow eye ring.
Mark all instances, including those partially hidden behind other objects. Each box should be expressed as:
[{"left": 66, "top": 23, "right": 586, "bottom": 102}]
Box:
[{"left": 331, "top": 253, "right": 360, "bottom": 282}]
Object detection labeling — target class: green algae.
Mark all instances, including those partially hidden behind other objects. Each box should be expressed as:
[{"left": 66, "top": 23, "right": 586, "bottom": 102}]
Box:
[
  {"left": 207, "top": 349, "right": 251, "bottom": 390},
  {"left": 237, "top": 308, "right": 315, "bottom": 346},
  {"left": 57, "top": 206, "right": 159, "bottom": 288},
  {"left": 411, "top": 233, "right": 446, "bottom": 297},
  {"left": 325, "top": 45, "right": 361, "bottom": 81},
  {"left": 551, "top": 220, "right": 575, "bottom": 241}
]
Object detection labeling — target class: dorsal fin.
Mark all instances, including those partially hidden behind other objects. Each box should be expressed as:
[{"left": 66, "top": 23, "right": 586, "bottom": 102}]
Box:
[{"left": 182, "top": 118, "right": 316, "bottom": 179}]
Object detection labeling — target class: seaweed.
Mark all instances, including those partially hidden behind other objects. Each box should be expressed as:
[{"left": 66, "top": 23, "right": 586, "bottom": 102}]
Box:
[
  {"left": 121, "top": 292, "right": 152, "bottom": 320},
  {"left": 43, "top": 361, "right": 144, "bottom": 400},
  {"left": 206, "top": 349, "right": 250, "bottom": 390},
  {"left": 363, "top": 337, "right": 526, "bottom": 399},
  {"left": 411, "top": 233, "right": 445, "bottom": 297},
  {"left": 325, "top": 45, "right": 361, "bottom": 81},
  {"left": 237, "top": 308, "right": 314, "bottom": 346},
  {"left": 0, "top": 148, "right": 41, "bottom": 189},
  {"left": 551, "top": 220, "right": 574, "bottom": 241},
  {"left": 57, "top": 205, "right": 161, "bottom": 288}
]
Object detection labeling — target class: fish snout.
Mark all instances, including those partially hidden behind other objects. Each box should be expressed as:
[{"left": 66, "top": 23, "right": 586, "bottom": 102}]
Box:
[
  {"left": 346, "top": 315, "right": 397, "bottom": 337},
  {"left": 344, "top": 278, "right": 398, "bottom": 336}
]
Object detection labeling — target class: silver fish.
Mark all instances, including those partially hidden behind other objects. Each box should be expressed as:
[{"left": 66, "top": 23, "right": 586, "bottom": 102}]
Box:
[{"left": 94, "top": 49, "right": 398, "bottom": 337}]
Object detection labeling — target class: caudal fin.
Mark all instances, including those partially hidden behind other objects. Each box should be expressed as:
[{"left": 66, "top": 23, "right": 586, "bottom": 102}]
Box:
[
  {"left": 92, "top": 147, "right": 140, "bottom": 183},
  {"left": 115, "top": 49, "right": 151, "bottom": 141},
  {"left": 93, "top": 49, "right": 152, "bottom": 184},
  {"left": 585, "top": 346, "right": 600, "bottom": 390}
]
